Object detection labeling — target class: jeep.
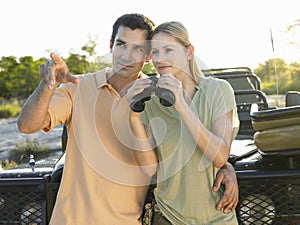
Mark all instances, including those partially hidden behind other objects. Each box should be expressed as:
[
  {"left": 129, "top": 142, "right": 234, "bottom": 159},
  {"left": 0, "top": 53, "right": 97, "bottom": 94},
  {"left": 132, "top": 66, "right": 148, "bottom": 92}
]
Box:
[{"left": 0, "top": 67, "right": 299, "bottom": 225}]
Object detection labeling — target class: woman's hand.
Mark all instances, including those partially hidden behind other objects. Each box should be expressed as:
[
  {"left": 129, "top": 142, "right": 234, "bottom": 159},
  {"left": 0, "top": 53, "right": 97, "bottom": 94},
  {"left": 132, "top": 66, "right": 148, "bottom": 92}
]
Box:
[{"left": 156, "top": 74, "right": 187, "bottom": 112}]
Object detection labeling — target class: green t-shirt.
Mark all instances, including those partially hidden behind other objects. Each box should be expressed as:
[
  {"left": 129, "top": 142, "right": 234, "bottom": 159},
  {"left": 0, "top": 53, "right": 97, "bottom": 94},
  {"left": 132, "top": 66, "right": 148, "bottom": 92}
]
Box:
[{"left": 143, "top": 76, "right": 239, "bottom": 225}]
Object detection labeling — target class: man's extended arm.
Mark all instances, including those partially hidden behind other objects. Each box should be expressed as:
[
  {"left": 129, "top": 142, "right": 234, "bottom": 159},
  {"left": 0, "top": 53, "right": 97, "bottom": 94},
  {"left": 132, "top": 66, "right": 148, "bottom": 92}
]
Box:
[
  {"left": 17, "top": 53, "right": 79, "bottom": 134},
  {"left": 17, "top": 80, "right": 56, "bottom": 133}
]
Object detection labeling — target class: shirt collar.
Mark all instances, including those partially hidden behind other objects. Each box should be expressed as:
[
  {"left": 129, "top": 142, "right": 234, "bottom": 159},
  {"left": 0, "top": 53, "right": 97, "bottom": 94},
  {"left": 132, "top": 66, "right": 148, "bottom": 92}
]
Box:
[
  {"left": 95, "top": 67, "right": 148, "bottom": 89},
  {"left": 95, "top": 67, "right": 111, "bottom": 89}
]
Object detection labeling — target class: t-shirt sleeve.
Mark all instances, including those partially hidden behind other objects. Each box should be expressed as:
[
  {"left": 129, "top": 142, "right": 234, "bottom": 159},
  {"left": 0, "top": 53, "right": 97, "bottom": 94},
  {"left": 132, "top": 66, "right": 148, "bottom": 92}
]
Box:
[
  {"left": 211, "top": 79, "right": 240, "bottom": 137},
  {"left": 42, "top": 83, "right": 74, "bottom": 132},
  {"left": 141, "top": 111, "right": 149, "bottom": 125}
]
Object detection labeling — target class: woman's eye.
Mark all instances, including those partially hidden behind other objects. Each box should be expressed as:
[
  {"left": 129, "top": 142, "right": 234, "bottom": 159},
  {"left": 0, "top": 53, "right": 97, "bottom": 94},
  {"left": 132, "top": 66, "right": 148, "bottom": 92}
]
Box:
[
  {"left": 152, "top": 50, "right": 158, "bottom": 55},
  {"left": 165, "top": 48, "right": 173, "bottom": 53}
]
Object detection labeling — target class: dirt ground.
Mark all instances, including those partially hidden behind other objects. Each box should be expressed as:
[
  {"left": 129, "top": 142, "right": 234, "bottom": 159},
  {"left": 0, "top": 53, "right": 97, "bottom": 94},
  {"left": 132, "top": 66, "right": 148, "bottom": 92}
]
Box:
[{"left": 0, "top": 117, "right": 63, "bottom": 162}]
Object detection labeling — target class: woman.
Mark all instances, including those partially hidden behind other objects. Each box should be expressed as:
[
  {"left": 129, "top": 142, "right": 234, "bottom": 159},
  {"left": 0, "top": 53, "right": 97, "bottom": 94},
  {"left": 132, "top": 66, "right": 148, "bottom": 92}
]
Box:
[{"left": 129, "top": 21, "right": 239, "bottom": 225}]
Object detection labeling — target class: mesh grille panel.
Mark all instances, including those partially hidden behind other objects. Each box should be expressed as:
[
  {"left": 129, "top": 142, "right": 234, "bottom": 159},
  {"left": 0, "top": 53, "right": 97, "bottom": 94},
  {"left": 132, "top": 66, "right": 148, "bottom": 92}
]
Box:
[
  {"left": 237, "top": 179, "right": 300, "bottom": 225},
  {"left": 0, "top": 191, "right": 43, "bottom": 225}
]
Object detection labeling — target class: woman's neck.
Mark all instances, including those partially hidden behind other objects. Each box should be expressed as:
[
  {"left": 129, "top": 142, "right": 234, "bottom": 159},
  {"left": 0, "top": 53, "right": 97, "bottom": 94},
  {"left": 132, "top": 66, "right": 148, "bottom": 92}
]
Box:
[{"left": 176, "top": 72, "right": 198, "bottom": 104}]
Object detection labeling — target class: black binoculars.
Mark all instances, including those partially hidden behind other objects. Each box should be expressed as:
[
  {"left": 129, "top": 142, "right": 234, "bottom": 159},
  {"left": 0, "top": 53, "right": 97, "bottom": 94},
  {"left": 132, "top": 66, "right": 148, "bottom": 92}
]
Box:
[{"left": 130, "top": 76, "right": 175, "bottom": 112}]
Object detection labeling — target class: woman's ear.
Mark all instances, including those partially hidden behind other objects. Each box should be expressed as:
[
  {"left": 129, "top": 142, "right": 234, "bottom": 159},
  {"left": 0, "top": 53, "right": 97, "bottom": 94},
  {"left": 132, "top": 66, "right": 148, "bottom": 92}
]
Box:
[{"left": 187, "top": 44, "right": 194, "bottom": 60}]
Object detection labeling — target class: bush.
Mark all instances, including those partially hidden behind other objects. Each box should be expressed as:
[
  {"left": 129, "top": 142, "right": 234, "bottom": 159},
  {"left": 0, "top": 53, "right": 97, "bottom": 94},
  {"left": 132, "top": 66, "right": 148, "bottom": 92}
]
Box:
[
  {"left": 8, "top": 139, "right": 50, "bottom": 165},
  {"left": 0, "top": 99, "right": 21, "bottom": 118},
  {"left": 0, "top": 160, "right": 18, "bottom": 170}
]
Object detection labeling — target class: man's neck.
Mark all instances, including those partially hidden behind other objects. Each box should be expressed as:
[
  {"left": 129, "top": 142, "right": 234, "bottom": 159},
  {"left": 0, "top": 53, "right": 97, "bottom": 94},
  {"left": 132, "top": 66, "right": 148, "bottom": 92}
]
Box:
[{"left": 107, "top": 71, "right": 142, "bottom": 95}]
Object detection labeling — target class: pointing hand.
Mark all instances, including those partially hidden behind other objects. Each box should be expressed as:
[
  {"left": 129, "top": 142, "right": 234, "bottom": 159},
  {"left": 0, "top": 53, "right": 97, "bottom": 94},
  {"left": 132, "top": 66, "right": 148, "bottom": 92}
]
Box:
[{"left": 39, "top": 52, "right": 80, "bottom": 89}]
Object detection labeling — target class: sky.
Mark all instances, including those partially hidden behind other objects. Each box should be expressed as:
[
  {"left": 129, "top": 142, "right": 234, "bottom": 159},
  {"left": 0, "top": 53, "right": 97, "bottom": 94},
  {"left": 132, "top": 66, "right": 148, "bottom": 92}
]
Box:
[{"left": 1, "top": 0, "right": 300, "bottom": 70}]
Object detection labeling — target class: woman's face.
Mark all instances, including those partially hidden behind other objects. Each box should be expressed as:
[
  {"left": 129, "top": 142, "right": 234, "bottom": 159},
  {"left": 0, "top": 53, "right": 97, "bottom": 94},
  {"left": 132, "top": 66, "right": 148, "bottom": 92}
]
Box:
[{"left": 151, "top": 32, "right": 191, "bottom": 76}]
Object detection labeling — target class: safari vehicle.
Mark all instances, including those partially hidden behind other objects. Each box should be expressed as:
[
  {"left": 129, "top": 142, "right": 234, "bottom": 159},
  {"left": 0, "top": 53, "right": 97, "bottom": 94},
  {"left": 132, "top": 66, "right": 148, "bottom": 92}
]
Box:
[
  {"left": 0, "top": 67, "right": 299, "bottom": 225},
  {"left": 203, "top": 67, "right": 300, "bottom": 225}
]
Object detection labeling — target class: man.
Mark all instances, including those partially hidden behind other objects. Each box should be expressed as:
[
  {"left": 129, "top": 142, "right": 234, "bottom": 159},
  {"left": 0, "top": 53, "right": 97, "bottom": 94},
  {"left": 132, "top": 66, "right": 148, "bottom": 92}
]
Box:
[{"left": 17, "top": 13, "right": 238, "bottom": 225}]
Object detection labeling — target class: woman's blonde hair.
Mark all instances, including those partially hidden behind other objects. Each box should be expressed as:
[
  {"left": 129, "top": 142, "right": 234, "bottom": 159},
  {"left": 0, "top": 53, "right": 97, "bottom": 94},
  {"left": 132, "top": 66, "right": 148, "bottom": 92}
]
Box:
[{"left": 151, "top": 21, "right": 204, "bottom": 82}]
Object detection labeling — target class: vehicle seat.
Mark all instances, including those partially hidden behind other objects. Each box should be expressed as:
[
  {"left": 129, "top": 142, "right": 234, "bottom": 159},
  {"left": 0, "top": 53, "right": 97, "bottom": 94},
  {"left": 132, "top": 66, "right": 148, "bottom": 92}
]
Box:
[
  {"left": 286, "top": 91, "right": 300, "bottom": 107},
  {"left": 250, "top": 103, "right": 300, "bottom": 153}
]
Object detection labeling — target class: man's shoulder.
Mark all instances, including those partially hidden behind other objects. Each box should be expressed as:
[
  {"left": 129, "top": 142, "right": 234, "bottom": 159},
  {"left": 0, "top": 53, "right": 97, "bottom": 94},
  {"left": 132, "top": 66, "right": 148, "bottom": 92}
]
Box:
[
  {"left": 75, "top": 67, "right": 110, "bottom": 87},
  {"left": 79, "top": 67, "right": 109, "bottom": 80}
]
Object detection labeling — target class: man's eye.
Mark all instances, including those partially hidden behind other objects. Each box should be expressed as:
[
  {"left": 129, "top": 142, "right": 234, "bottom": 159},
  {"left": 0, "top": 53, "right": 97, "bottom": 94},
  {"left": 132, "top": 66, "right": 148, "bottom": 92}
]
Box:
[
  {"left": 135, "top": 46, "right": 145, "bottom": 52},
  {"left": 116, "top": 43, "right": 126, "bottom": 48}
]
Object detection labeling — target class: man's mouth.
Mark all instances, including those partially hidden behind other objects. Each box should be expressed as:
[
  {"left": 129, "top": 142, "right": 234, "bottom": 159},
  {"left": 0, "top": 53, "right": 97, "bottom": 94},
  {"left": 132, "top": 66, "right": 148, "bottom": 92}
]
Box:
[{"left": 118, "top": 62, "right": 134, "bottom": 69}]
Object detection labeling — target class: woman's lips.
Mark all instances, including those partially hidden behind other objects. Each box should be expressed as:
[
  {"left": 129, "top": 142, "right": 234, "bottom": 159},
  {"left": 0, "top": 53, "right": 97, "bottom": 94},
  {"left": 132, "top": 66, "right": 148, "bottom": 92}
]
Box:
[{"left": 157, "top": 65, "right": 171, "bottom": 70}]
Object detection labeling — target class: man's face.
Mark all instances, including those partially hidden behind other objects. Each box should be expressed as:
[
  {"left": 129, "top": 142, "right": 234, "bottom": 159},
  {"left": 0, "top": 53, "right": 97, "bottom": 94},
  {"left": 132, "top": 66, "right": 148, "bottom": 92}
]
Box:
[{"left": 111, "top": 26, "right": 149, "bottom": 78}]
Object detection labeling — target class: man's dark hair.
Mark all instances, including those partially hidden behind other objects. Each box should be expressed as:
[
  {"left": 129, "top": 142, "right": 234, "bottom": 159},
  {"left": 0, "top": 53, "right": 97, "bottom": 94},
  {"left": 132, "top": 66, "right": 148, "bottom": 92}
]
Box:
[{"left": 110, "top": 13, "right": 155, "bottom": 46}]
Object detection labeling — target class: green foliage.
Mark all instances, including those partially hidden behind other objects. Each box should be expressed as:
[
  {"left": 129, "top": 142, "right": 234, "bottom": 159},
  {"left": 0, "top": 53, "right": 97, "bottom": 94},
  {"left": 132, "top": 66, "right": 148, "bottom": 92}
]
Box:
[
  {"left": 0, "top": 56, "right": 45, "bottom": 99},
  {"left": 0, "top": 99, "right": 21, "bottom": 118},
  {"left": 1, "top": 33, "right": 300, "bottom": 112},
  {"left": 9, "top": 139, "right": 50, "bottom": 164},
  {"left": 254, "top": 58, "right": 300, "bottom": 94},
  {"left": 64, "top": 53, "right": 90, "bottom": 74},
  {"left": 81, "top": 35, "right": 97, "bottom": 58},
  {"left": 0, "top": 159, "right": 18, "bottom": 170},
  {"left": 286, "top": 19, "right": 300, "bottom": 48},
  {"left": 0, "top": 140, "right": 51, "bottom": 170},
  {"left": 142, "top": 61, "right": 157, "bottom": 75}
]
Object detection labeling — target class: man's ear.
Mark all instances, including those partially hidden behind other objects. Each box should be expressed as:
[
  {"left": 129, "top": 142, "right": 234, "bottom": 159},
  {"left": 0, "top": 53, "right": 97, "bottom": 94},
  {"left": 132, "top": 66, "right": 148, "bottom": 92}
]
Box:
[
  {"left": 110, "top": 39, "right": 113, "bottom": 53},
  {"left": 145, "top": 52, "right": 152, "bottom": 63}
]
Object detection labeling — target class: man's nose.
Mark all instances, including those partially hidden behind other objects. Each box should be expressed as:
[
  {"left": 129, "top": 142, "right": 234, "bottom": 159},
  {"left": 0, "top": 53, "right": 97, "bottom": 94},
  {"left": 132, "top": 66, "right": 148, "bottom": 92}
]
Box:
[{"left": 122, "top": 48, "right": 135, "bottom": 60}]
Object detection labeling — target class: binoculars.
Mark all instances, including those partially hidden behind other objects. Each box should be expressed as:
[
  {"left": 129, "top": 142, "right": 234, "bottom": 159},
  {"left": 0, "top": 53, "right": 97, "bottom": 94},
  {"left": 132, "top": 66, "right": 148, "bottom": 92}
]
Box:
[{"left": 130, "top": 76, "right": 175, "bottom": 112}]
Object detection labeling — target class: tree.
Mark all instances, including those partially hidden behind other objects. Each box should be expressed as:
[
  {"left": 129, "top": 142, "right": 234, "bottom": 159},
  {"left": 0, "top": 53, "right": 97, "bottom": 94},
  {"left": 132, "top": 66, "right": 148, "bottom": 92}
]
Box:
[
  {"left": 81, "top": 34, "right": 97, "bottom": 59},
  {"left": 16, "top": 56, "right": 44, "bottom": 98},
  {"left": 254, "top": 58, "right": 288, "bottom": 82},
  {"left": 286, "top": 19, "right": 300, "bottom": 48},
  {"left": 64, "top": 53, "right": 90, "bottom": 74},
  {"left": 142, "top": 61, "right": 156, "bottom": 75},
  {"left": 254, "top": 58, "right": 297, "bottom": 94},
  {"left": 0, "top": 56, "right": 18, "bottom": 98},
  {"left": 289, "top": 62, "right": 300, "bottom": 91}
]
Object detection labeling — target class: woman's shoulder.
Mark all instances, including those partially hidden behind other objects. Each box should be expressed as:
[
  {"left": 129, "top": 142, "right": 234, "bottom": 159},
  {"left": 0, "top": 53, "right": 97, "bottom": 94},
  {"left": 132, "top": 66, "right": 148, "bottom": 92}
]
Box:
[
  {"left": 198, "top": 76, "right": 231, "bottom": 90},
  {"left": 200, "top": 76, "right": 229, "bottom": 85}
]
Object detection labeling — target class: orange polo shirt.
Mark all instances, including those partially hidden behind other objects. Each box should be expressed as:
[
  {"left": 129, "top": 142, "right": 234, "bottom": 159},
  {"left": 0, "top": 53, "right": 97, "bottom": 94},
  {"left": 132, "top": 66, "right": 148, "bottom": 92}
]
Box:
[{"left": 46, "top": 68, "right": 151, "bottom": 225}]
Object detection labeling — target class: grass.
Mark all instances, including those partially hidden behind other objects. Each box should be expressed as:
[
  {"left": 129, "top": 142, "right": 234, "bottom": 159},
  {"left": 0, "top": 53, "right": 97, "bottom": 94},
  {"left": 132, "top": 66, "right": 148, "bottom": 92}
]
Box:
[
  {"left": 0, "top": 160, "right": 18, "bottom": 170},
  {"left": 0, "top": 139, "right": 50, "bottom": 170}
]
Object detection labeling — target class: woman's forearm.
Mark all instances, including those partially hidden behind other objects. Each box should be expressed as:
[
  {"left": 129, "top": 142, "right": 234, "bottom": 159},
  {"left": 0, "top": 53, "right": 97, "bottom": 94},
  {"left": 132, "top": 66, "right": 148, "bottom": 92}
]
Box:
[{"left": 178, "top": 104, "right": 232, "bottom": 168}]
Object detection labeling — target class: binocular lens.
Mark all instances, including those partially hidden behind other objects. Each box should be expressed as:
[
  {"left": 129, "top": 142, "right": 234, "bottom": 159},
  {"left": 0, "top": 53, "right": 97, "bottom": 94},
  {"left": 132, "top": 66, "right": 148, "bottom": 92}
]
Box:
[{"left": 159, "top": 92, "right": 175, "bottom": 107}]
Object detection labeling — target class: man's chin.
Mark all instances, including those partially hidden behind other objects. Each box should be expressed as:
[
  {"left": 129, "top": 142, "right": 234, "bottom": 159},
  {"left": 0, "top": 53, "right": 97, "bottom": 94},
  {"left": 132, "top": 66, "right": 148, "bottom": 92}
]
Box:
[{"left": 117, "top": 69, "right": 138, "bottom": 78}]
